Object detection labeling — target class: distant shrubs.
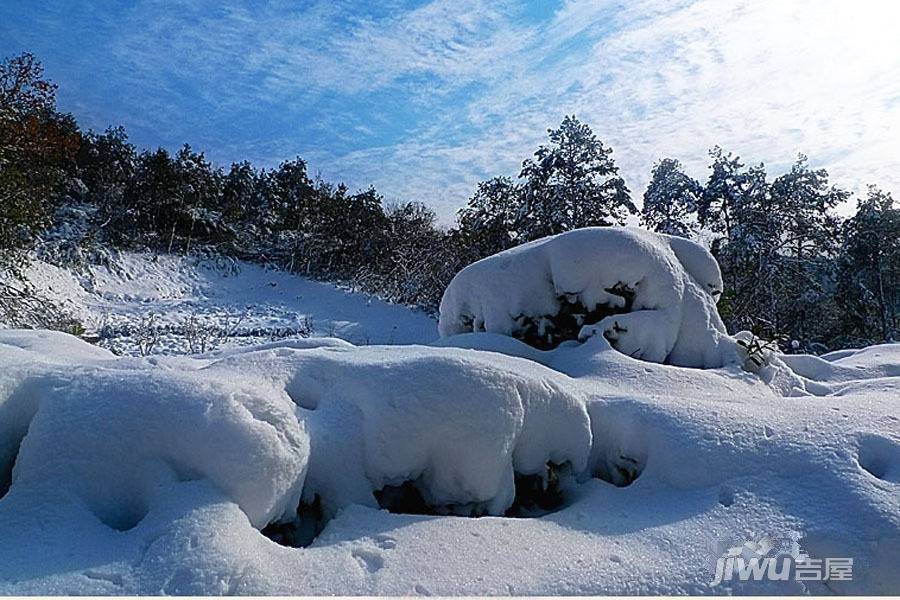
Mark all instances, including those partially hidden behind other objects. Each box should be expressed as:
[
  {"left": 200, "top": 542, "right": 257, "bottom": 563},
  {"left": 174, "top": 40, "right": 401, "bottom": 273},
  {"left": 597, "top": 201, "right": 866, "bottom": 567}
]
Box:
[{"left": 0, "top": 279, "right": 83, "bottom": 333}]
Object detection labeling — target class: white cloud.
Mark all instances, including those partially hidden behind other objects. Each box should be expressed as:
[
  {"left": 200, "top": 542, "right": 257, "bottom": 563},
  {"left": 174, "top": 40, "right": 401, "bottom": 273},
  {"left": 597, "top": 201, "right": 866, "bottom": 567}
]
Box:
[
  {"left": 78, "top": 0, "right": 900, "bottom": 223},
  {"left": 316, "top": 0, "right": 900, "bottom": 223}
]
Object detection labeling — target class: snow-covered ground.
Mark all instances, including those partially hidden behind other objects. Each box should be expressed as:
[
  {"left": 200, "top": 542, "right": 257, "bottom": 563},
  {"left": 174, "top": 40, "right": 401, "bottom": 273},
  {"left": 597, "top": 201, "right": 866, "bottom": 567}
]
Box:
[
  {"left": 0, "top": 236, "right": 898, "bottom": 595},
  {"left": 1, "top": 330, "right": 898, "bottom": 595},
  {"left": 20, "top": 252, "right": 438, "bottom": 354}
]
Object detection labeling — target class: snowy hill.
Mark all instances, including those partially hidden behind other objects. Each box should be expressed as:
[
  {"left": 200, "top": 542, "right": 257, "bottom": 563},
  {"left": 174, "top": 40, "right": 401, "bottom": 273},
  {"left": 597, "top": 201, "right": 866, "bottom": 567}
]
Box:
[
  {"left": 0, "top": 233, "right": 898, "bottom": 595},
  {"left": 19, "top": 252, "right": 438, "bottom": 355}
]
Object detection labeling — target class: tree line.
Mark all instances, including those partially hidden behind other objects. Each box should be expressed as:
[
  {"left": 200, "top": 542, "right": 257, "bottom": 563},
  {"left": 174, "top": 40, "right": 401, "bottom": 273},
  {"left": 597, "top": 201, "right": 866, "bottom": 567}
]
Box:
[{"left": 2, "top": 52, "right": 898, "bottom": 351}]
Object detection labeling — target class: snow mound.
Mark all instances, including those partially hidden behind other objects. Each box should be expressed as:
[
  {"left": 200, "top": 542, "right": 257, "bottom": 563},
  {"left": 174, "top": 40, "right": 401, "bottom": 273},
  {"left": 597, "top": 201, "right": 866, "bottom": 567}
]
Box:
[
  {"left": 0, "top": 330, "right": 590, "bottom": 552},
  {"left": 201, "top": 343, "right": 592, "bottom": 517},
  {"left": 439, "top": 227, "right": 735, "bottom": 368},
  {"left": 1, "top": 329, "right": 899, "bottom": 595},
  {"left": 0, "top": 331, "right": 309, "bottom": 530}
]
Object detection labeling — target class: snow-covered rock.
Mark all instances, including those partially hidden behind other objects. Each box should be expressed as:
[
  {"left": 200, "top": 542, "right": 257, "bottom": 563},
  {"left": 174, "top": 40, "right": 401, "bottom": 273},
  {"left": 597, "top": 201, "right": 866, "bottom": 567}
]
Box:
[{"left": 438, "top": 227, "right": 735, "bottom": 368}]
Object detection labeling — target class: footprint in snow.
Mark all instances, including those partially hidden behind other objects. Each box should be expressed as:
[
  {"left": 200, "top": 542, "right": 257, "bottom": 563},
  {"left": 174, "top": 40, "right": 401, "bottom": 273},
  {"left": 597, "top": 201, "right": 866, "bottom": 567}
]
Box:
[
  {"left": 350, "top": 534, "right": 397, "bottom": 574},
  {"left": 351, "top": 547, "right": 385, "bottom": 573},
  {"left": 857, "top": 433, "right": 900, "bottom": 483}
]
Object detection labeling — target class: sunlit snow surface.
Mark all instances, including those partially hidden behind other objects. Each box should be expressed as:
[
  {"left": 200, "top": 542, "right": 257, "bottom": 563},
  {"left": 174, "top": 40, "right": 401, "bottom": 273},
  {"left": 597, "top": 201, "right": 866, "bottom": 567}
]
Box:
[
  {"left": 1, "top": 326, "right": 898, "bottom": 595},
  {"left": 21, "top": 251, "right": 438, "bottom": 354},
  {"left": 440, "top": 227, "right": 733, "bottom": 368}
]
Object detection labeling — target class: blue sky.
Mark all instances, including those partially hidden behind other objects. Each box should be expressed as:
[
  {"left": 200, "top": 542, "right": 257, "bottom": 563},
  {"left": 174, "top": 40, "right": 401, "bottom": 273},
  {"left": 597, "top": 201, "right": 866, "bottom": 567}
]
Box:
[{"left": 2, "top": 0, "right": 899, "bottom": 223}]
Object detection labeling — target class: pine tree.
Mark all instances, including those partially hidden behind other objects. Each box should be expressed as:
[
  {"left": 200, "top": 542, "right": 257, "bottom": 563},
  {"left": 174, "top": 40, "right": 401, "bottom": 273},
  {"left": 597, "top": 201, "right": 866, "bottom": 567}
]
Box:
[
  {"left": 770, "top": 155, "right": 846, "bottom": 261},
  {"left": 518, "top": 115, "right": 634, "bottom": 240},
  {"left": 698, "top": 147, "right": 779, "bottom": 334},
  {"left": 172, "top": 144, "right": 224, "bottom": 253},
  {"left": 455, "top": 176, "right": 522, "bottom": 259},
  {"left": 768, "top": 155, "right": 848, "bottom": 347},
  {"left": 837, "top": 186, "right": 900, "bottom": 343},
  {"left": 641, "top": 158, "right": 701, "bottom": 238},
  {"left": 221, "top": 161, "right": 264, "bottom": 226},
  {"left": 269, "top": 157, "right": 315, "bottom": 232}
]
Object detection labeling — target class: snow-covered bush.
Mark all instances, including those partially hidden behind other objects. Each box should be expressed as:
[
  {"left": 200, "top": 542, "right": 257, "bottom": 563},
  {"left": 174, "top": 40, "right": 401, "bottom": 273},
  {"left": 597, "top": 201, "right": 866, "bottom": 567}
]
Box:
[
  {"left": 0, "top": 278, "right": 84, "bottom": 334},
  {"left": 734, "top": 330, "right": 779, "bottom": 372},
  {"left": 439, "top": 227, "right": 735, "bottom": 368},
  {"left": 0, "top": 331, "right": 309, "bottom": 530},
  {"left": 211, "top": 343, "right": 592, "bottom": 519}
]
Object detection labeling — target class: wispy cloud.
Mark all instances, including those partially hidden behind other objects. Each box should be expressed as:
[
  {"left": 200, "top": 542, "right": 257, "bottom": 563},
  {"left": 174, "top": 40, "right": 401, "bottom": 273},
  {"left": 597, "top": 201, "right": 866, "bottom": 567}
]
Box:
[
  {"left": 3, "top": 0, "right": 898, "bottom": 223},
  {"left": 326, "top": 0, "right": 900, "bottom": 221}
]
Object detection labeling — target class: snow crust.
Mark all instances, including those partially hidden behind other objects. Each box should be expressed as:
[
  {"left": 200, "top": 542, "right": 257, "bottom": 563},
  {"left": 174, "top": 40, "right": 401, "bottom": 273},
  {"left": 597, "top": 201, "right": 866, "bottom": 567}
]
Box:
[
  {"left": 439, "top": 227, "right": 734, "bottom": 367},
  {"left": 1, "top": 326, "right": 899, "bottom": 595}
]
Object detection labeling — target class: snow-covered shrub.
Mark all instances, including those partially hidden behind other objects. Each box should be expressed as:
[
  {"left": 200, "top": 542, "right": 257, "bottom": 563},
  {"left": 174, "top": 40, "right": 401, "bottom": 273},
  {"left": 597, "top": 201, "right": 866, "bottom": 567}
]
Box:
[
  {"left": 439, "top": 227, "right": 735, "bottom": 368},
  {"left": 0, "top": 331, "right": 309, "bottom": 531},
  {"left": 0, "top": 278, "right": 84, "bottom": 334},
  {"left": 182, "top": 311, "right": 247, "bottom": 354},
  {"left": 734, "top": 330, "right": 779, "bottom": 372},
  {"left": 211, "top": 343, "right": 593, "bottom": 519},
  {"left": 134, "top": 313, "right": 161, "bottom": 356}
]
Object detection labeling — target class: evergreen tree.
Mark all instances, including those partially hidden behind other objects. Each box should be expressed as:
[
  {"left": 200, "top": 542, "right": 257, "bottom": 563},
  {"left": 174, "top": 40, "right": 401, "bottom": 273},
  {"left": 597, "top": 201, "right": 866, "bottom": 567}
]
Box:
[
  {"left": 641, "top": 158, "right": 701, "bottom": 238},
  {"left": 770, "top": 155, "right": 846, "bottom": 260},
  {"left": 170, "top": 145, "right": 224, "bottom": 253},
  {"left": 455, "top": 176, "right": 522, "bottom": 259},
  {"left": 768, "top": 155, "right": 848, "bottom": 347},
  {"left": 518, "top": 115, "right": 634, "bottom": 240},
  {"left": 269, "top": 157, "right": 315, "bottom": 233},
  {"left": 698, "top": 147, "right": 779, "bottom": 334},
  {"left": 120, "top": 147, "right": 178, "bottom": 246},
  {"left": 296, "top": 181, "right": 388, "bottom": 277},
  {"left": 221, "top": 161, "right": 266, "bottom": 227},
  {"left": 837, "top": 186, "right": 900, "bottom": 343},
  {"left": 78, "top": 126, "right": 136, "bottom": 203}
]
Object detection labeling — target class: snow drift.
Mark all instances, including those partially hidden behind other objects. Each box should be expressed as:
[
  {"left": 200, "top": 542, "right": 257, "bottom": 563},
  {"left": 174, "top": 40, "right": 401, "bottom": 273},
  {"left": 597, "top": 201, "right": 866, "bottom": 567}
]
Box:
[
  {"left": 209, "top": 342, "right": 591, "bottom": 518},
  {"left": 1, "top": 329, "right": 899, "bottom": 594},
  {"left": 0, "top": 331, "right": 591, "bottom": 551},
  {"left": 0, "top": 331, "right": 310, "bottom": 531},
  {"left": 439, "top": 227, "right": 735, "bottom": 368}
]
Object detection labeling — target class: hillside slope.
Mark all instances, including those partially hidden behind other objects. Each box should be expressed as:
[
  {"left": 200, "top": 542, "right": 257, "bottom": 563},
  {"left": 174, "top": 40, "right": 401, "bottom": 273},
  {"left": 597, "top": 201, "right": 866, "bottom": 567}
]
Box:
[{"left": 16, "top": 252, "right": 438, "bottom": 354}]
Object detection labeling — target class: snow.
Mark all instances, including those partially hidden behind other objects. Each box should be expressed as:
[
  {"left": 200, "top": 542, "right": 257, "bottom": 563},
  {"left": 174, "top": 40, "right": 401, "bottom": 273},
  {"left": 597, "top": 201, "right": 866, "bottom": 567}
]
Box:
[
  {"left": 214, "top": 343, "right": 591, "bottom": 518},
  {"left": 17, "top": 251, "right": 438, "bottom": 354},
  {"left": 0, "top": 236, "right": 898, "bottom": 595},
  {"left": 1, "top": 323, "right": 899, "bottom": 595},
  {"left": 0, "top": 332, "right": 309, "bottom": 532},
  {"left": 439, "top": 227, "right": 735, "bottom": 368}
]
